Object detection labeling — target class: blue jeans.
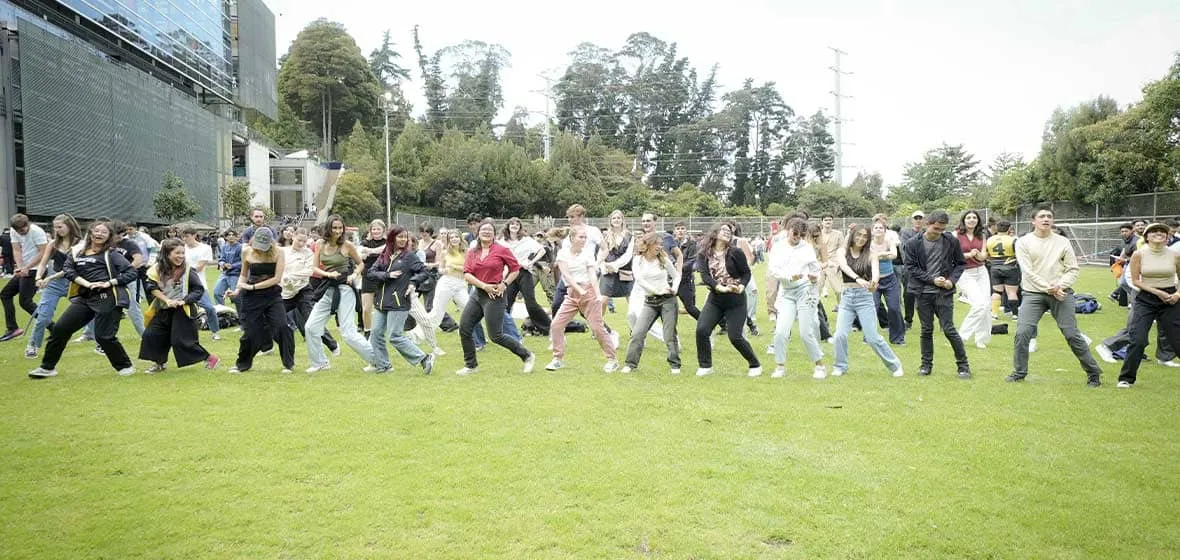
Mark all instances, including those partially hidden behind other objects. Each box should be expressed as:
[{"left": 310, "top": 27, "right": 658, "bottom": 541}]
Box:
[
  {"left": 306, "top": 285, "right": 374, "bottom": 367},
  {"left": 772, "top": 280, "right": 824, "bottom": 365},
  {"left": 29, "top": 278, "right": 69, "bottom": 348},
  {"left": 197, "top": 288, "right": 219, "bottom": 333},
  {"left": 370, "top": 309, "right": 426, "bottom": 369},
  {"left": 874, "top": 273, "right": 905, "bottom": 344},
  {"left": 213, "top": 273, "right": 240, "bottom": 312},
  {"left": 834, "top": 287, "right": 902, "bottom": 374}
]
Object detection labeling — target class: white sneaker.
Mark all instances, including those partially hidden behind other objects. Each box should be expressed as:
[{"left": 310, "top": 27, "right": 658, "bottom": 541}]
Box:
[
  {"left": 228, "top": 366, "right": 241, "bottom": 374},
  {"left": 362, "top": 365, "right": 380, "bottom": 373},
  {"left": 116, "top": 367, "right": 136, "bottom": 376},
  {"left": 260, "top": 349, "right": 275, "bottom": 356},
  {"left": 1080, "top": 333, "right": 1092, "bottom": 345},
  {"left": 522, "top": 353, "right": 536, "bottom": 373},
  {"left": 1157, "top": 359, "right": 1180, "bottom": 368},
  {"left": 28, "top": 367, "right": 58, "bottom": 378},
  {"left": 621, "top": 366, "right": 633, "bottom": 374},
  {"left": 892, "top": 367, "right": 904, "bottom": 378},
  {"left": 280, "top": 368, "right": 292, "bottom": 374},
  {"left": 670, "top": 368, "right": 681, "bottom": 375},
  {"left": 455, "top": 366, "right": 478, "bottom": 376},
  {"left": 211, "top": 333, "right": 221, "bottom": 341},
  {"left": 1095, "top": 344, "right": 1116, "bottom": 363},
  {"left": 305, "top": 363, "right": 330, "bottom": 373},
  {"left": 812, "top": 365, "right": 828, "bottom": 379},
  {"left": 831, "top": 367, "right": 846, "bottom": 377},
  {"left": 609, "top": 331, "right": 620, "bottom": 350},
  {"left": 1117, "top": 380, "right": 1132, "bottom": 388},
  {"left": 332, "top": 347, "right": 342, "bottom": 357},
  {"left": 766, "top": 345, "right": 775, "bottom": 355},
  {"left": 545, "top": 359, "right": 564, "bottom": 371},
  {"left": 432, "top": 347, "right": 446, "bottom": 357},
  {"left": 747, "top": 366, "right": 763, "bottom": 378},
  {"left": 73, "top": 334, "right": 93, "bottom": 343},
  {"left": 771, "top": 367, "right": 786, "bottom": 379},
  {"left": 24, "top": 345, "right": 37, "bottom": 359},
  {"left": 603, "top": 360, "right": 619, "bottom": 373},
  {"left": 1028, "top": 338, "right": 1038, "bottom": 353},
  {"left": 695, "top": 367, "right": 713, "bottom": 377},
  {"left": 975, "top": 343, "right": 987, "bottom": 350}
]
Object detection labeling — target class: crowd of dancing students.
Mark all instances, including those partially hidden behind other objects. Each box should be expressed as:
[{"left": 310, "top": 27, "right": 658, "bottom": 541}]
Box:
[{"left": 6, "top": 202, "right": 1179, "bottom": 388}]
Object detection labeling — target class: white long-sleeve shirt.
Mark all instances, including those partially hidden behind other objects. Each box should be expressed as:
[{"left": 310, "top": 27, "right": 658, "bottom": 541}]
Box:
[
  {"left": 631, "top": 254, "right": 681, "bottom": 296},
  {"left": 281, "top": 246, "right": 315, "bottom": 300},
  {"left": 768, "top": 235, "right": 821, "bottom": 289},
  {"left": 558, "top": 246, "right": 598, "bottom": 285},
  {"left": 1016, "top": 232, "right": 1080, "bottom": 294},
  {"left": 498, "top": 236, "right": 543, "bottom": 268}
]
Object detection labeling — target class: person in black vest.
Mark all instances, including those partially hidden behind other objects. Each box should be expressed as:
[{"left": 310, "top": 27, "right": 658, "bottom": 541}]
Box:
[
  {"left": 29, "top": 220, "right": 139, "bottom": 378},
  {"left": 902, "top": 210, "right": 971, "bottom": 379}
]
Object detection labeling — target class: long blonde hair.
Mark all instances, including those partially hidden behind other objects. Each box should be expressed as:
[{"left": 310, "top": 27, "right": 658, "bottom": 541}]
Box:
[
  {"left": 639, "top": 232, "right": 669, "bottom": 268},
  {"left": 605, "top": 209, "right": 630, "bottom": 250}
]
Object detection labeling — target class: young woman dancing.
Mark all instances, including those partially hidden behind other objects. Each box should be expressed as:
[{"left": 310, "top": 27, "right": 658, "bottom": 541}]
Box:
[
  {"left": 29, "top": 220, "right": 138, "bottom": 378},
  {"left": 547, "top": 225, "right": 617, "bottom": 372},
  {"left": 366, "top": 225, "right": 434, "bottom": 374},
  {"left": 955, "top": 210, "right": 992, "bottom": 349},
  {"left": 833, "top": 226, "right": 903, "bottom": 377},
  {"left": 139, "top": 239, "right": 220, "bottom": 373},
  {"left": 26, "top": 214, "right": 82, "bottom": 359},
  {"left": 227, "top": 227, "right": 295, "bottom": 373},
  {"left": 304, "top": 215, "right": 376, "bottom": 373},
  {"left": 457, "top": 220, "right": 536, "bottom": 375},
  {"left": 280, "top": 229, "right": 339, "bottom": 355},
  {"left": 357, "top": 219, "right": 387, "bottom": 335},
  {"left": 620, "top": 232, "right": 681, "bottom": 374},
  {"left": 695, "top": 222, "right": 761, "bottom": 377},
  {"left": 766, "top": 217, "right": 826, "bottom": 379},
  {"left": 499, "top": 217, "right": 551, "bottom": 333}
]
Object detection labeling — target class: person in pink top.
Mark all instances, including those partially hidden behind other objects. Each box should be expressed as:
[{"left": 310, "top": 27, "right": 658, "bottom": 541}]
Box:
[
  {"left": 456, "top": 220, "right": 535, "bottom": 375},
  {"left": 546, "top": 225, "right": 617, "bottom": 373}
]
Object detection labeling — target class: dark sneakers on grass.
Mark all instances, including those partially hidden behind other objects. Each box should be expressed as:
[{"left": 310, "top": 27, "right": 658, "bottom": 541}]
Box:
[
  {"left": 1087, "top": 377, "right": 1102, "bottom": 388},
  {"left": 1004, "top": 373, "right": 1026, "bottom": 382},
  {"left": 917, "top": 366, "right": 932, "bottom": 376},
  {"left": 957, "top": 367, "right": 972, "bottom": 380}
]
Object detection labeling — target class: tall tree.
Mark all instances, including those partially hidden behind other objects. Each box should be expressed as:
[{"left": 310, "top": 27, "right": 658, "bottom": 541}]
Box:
[
  {"left": 893, "top": 144, "right": 981, "bottom": 205},
  {"left": 277, "top": 19, "right": 382, "bottom": 160},
  {"left": 412, "top": 25, "right": 448, "bottom": 138},
  {"left": 369, "top": 29, "right": 411, "bottom": 89}
]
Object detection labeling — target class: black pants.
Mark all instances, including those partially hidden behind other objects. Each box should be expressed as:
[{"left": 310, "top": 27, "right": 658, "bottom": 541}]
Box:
[
  {"left": 917, "top": 291, "right": 969, "bottom": 370},
  {"left": 817, "top": 300, "right": 832, "bottom": 341},
  {"left": 2, "top": 275, "right": 37, "bottom": 331},
  {"left": 284, "top": 287, "right": 338, "bottom": 351},
  {"left": 237, "top": 293, "right": 295, "bottom": 370},
  {"left": 1119, "top": 288, "right": 1180, "bottom": 384},
  {"left": 676, "top": 275, "right": 701, "bottom": 320},
  {"left": 505, "top": 270, "right": 551, "bottom": 329},
  {"left": 695, "top": 292, "right": 759, "bottom": 369},
  {"left": 139, "top": 308, "right": 211, "bottom": 368},
  {"left": 460, "top": 289, "right": 530, "bottom": 368},
  {"left": 41, "top": 300, "right": 131, "bottom": 371}
]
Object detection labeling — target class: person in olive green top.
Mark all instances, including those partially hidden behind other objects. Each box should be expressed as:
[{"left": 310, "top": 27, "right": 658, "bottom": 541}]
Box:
[{"left": 304, "top": 215, "right": 376, "bottom": 373}]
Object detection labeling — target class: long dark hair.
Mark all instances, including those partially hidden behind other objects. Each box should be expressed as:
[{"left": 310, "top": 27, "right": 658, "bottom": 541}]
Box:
[
  {"left": 156, "top": 238, "right": 186, "bottom": 281},
  {"left": 844, "top": 226, "right": 872, "bottom": 279},
  {"left": 701, "top": 222, "right": 733, "bottom": 254},
  {"left": 501, "top": 217, "right": 528, "bottom": 241},
  {"left": 52, "top": 214, "right": 82, "bottom": 248},
  {"left": 956, "top": 210, "right": 985, "bottom": 238},
  {"left": 379, "top": 225, "right": 412, "bottom": 264},
  {"left": 322, "top": 215, "right": 346, "bottom": 247}
]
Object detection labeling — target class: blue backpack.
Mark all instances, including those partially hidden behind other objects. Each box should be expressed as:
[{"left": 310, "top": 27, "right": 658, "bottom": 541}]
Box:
[{"left": 1075, "top": 293, "right": 1100, "bottom": 314}]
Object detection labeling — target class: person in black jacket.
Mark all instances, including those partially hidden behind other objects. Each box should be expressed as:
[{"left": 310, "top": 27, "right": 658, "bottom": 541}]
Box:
[
  {"left": 694, "top": 222, "right": 761, "bottom": 377},
  {"left": 902, "top": 210, "right": 971, "bottom": 378},
  {"left": 366, "top": 225, "right": 434, "bottom": 374},
  {"left": 673, "top": 221, "right": 701, "bottom": 319},
  {"left": 139, "top": 238, "right": 220, "bottom": 373},
  {"left": 29, "top": 220, "right": 139, "bottom": 378}
]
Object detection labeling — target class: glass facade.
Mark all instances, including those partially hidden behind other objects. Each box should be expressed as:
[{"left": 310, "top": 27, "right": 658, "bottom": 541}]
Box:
[{"left": 57, "top": 0, "right": 233, "bottom": 97}]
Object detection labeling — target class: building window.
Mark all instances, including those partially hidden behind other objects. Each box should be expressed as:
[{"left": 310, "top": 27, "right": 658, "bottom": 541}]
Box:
[{"left": 270, "top": 167, "right": 303, "bottom": 186}]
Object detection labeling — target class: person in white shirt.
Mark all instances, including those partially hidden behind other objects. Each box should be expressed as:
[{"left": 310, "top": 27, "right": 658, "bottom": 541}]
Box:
[
  {"left": 621, "top": 232, "right": 682, "bottom": 374},
  {"left": 765, "top": 217, "right": 826, "bottom": 379},
  {"left": 550, "top": 204, "right": 606, "bottom": 321},
  {"left": 498, "top": 217, "right": 551, "bottom": 331},
  {"left": 547, "top": 225, "right": 617, "bottom": 372},
  {"left": 181, "top": 227, "right": 221, "bottom": 339},
  {"left": 1, "top": 213, "right": 48, "bottom": 341},
  {"left": 281, "top": 229, "right": 339, "bottom": 354}
]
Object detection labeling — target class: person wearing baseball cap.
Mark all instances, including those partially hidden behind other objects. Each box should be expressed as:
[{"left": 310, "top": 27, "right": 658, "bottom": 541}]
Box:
[
  {"left": 1115, "top": 222, "right": 1180, "bottom": 388},
  {"left": 228, "top": 225, "right": 295, "bottom": 373}
]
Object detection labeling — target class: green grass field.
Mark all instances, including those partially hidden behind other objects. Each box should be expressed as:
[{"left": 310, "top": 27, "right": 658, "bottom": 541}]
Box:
[{"left": 2, "top": 267, "right": 1178, "bottom": 558}]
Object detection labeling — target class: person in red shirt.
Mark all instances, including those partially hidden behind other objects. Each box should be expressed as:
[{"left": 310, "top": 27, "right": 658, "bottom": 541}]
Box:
[
  {"left": 954, "top": 210, "right": 992, "bottom": 349},
  {"left": 457, "top": 220, "right": 536, "bottom": 375}
]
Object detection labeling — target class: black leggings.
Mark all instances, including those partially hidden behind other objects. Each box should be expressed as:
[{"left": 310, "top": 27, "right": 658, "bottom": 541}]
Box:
[
  {"left": 459, "top": 289, "right": 530, "bottom": 368},
  {"left": 41, "top": 300, "right": 131, "bottom": 371},
  {"left": 695, "top": 292, "right": 760, "bottom": 369},
  {"left": 505, "top": 269, "right": 551, "bottom": 328}
]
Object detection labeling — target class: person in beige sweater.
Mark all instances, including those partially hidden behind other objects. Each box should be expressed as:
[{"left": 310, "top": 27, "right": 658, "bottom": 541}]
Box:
[{"left": 1007, "top": 206, "right": 1103, "bottom": 387}]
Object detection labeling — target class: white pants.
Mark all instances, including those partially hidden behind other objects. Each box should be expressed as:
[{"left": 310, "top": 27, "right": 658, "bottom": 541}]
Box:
[
  {"left": 430, "top": 275, "right": 469, "bottom": 328},
  {"left": 958, "top": 266, "right": 992, "bottom": 347}
]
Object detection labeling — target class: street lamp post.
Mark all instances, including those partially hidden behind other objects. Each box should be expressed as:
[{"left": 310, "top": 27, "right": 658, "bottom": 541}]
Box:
[{"left": 382, "top": 91, "right": 393, "bottom": 226}]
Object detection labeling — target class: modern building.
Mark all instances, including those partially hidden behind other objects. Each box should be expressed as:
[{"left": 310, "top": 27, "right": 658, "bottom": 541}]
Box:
[{"left": 0, "top": 0, "right": 278, "bottom": 225}]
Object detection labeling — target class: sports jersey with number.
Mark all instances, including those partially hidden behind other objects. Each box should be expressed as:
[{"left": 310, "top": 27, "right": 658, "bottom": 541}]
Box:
[{"left": 986, "top": 234, "right": 1017, "bottom": 265}]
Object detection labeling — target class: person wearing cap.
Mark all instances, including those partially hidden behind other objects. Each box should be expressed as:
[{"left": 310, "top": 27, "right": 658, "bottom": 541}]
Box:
[
  {"left": 1006, "top": 205, "right": 1103, "bottom": 387},
  {"left": 227, "top": 226, "right": 295, "bottom": 373},
  {"left": 138, "top": 238, "right": 220, "bottom": 373},
  {"left": 1114, "top": 222, "right": 1180, "bottom": 388},
  {"left": 899, "top": 211, "right": 926, "bottom": 329}
]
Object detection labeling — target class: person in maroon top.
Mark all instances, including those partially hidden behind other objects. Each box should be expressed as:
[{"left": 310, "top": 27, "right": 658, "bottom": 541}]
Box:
[
  {"left": 456, "top": 220, "right": 536, "bottom": 375},
  {"left": 954, "top": 210, "right": 992, "bottom": 349}
]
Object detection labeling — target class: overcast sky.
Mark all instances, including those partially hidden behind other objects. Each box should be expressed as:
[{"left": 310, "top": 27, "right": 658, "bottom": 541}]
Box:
[{"left": 265, "top": 0, "right": 1180, "bottom": 185}]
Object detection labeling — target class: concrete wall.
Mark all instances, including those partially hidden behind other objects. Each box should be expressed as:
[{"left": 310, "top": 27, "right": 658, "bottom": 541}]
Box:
[{"left": 246, "top": 140, "right": 271, "bottom": 207}]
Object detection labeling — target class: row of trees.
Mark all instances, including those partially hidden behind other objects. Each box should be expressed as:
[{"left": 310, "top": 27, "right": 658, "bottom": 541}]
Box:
[{"left": 249, "top": 19, "right": 1178, "bottom": 224}]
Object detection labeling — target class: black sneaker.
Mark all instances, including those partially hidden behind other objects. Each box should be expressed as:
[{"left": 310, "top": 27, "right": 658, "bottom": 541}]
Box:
[
  {"left": 957, "top": 368, "right": 972, "bottom": 379},
  {"left": 904, "top": 321, "right": 913, "bottom": 330},
  {"left": 917, "top": 366, "right": 932, "bottom": 376},
  {"left": 1087, "top": 378, "right": 1102, "bottom": 388},
  {"left": 1004, "top": 373, "right": 1026, "bottom": 382}
]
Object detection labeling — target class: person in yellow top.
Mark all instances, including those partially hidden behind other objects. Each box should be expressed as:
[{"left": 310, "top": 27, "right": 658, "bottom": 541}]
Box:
[
  {"left": 986, "top": 221, "right": 1021, "bottom": 319},
  {"left": 1007, "top": 206, "right": 1103, "bottom": 387}
]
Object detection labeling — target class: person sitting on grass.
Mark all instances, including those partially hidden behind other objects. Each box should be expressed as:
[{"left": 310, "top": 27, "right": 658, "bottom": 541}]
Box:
[{"left": 139, "top": 238, "right": 220, "bottom": 373}]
